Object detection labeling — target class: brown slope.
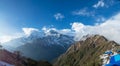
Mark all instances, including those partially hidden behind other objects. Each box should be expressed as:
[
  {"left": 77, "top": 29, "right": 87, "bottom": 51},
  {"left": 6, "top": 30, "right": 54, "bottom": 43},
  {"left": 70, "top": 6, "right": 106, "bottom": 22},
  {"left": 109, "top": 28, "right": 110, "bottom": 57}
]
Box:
[
  {"left": 54, "top": 35, "right": 120, "bottom": 66},
  {"left": 0, "top": 49, "right": 25, "bottom": 66},
  {"left": 0, "top": 49, "right": 53, "bottom": 66}
]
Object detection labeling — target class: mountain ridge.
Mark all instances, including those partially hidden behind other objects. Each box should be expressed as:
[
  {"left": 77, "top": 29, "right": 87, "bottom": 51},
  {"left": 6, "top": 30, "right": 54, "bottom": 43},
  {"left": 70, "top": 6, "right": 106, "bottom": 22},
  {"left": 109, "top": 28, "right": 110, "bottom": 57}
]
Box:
[
  {"left": 2, "top": 29, "right": 74, "bottom": 49},
  {"left": 54, "top": 35, "right": 120, "bottom": 66}
]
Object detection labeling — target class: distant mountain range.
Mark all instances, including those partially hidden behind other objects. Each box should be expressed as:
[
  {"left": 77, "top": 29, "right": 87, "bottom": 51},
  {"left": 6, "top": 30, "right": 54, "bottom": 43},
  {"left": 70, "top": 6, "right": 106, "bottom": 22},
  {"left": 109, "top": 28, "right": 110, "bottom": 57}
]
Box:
[
  {"left": 1, "top": 34, "right": 120, "bottom": 66},
  {"left": 2, "top": 29, "right": 74, "bottom": 62},
  {"left": 54, "top": 35, "right": 120, "bottom": 66}
]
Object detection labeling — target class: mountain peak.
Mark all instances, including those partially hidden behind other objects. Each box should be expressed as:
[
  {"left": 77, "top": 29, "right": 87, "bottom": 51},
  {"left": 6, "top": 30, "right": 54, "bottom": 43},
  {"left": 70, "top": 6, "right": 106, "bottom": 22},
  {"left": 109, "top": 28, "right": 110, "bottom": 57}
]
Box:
[
  {"left": 26, "top": 28, "right": 60, "bottom": 38},
  {"left": 44, "top": 29, "right": 60, "bottom": 37},
  {"left": 49, "top": 30, "right": 58, "bottom": 34},
  {"left": 22, "top": 28, "right": 39, "bottom": 37}
]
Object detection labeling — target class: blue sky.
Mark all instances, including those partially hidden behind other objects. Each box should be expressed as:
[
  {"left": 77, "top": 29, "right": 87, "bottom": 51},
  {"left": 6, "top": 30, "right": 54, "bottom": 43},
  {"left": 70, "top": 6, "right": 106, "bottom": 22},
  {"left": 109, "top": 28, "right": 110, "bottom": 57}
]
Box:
[{"left": 0, "top": 0, "right": 120, "bottom": 43}]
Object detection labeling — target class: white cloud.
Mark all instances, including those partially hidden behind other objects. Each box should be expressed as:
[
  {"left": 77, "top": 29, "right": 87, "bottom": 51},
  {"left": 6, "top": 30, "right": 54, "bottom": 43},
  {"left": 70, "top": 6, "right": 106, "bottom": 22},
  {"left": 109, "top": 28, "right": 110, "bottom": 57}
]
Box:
[
  {"left": 22, "top": 28, "right": 39, "bottom": 36},
  {"left": 71, "top": 22, "right": 97, "bottom": 41},
  {"left": 93, "top": 0, "right": 117, "bottom": 8},
  {"left": 0, "top": 36, "right": 15, "bottom": 43},
  {"left": 42, "top": 26, "right": 57, "bottom": 35},
  {"left": 93, "top": 0, "right": 105, "bottom": 8},
  {"left": 54, "top": 13, "right": 64, "bottom": 20},
  {"left": 59, "top": 29, "right": 74, "bottom": 36},
  {"left": 96, "top": 16, "right": 106, "bottom": 22},
  {"left": 72, "top": 8, "right": 95, "bottom": 16},
  {"left": 71, "top": 22, "right": 84, "bottom": 32},
  {"left": 71, "top": 13, "right": 120, "bottom": 43},
  {"left": 0, "top": 28, "right": 41, "bottom": 43},
  {"left": 42, "top": 26, "right": 73, "bottom": 36},
  {"left": 0, "top": 33, "right": 23, "bottom": 43},
  {"left": 59, "top": 29, "right": 71, "bottom": 34}
]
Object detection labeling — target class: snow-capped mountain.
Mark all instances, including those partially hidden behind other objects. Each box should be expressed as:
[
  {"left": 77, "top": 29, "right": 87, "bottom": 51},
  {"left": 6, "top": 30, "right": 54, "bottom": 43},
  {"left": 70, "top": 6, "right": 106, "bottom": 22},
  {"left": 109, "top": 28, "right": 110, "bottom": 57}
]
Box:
[
  {"left": 2, "top": 29, "right": 74, "bottom": 48},
  {"left": 2, "top": 29, "right": 74, "bottom": 62},
  {"left": 28, "top": 29, "right": 74, "bottom": 47}
]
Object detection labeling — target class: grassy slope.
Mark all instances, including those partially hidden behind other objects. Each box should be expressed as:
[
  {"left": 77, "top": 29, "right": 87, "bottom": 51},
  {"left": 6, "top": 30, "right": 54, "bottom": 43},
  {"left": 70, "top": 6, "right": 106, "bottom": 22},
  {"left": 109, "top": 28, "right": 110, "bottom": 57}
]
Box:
[{"left": 54, "top": 35, "right": 120, "bottom": 66}]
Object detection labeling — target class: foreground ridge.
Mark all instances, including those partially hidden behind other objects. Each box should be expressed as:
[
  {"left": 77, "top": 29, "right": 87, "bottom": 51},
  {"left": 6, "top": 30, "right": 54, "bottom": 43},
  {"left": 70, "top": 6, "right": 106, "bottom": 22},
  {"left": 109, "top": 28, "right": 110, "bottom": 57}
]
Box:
[{"left": 54, "top": 35, "right": 120, "bottom": 66}]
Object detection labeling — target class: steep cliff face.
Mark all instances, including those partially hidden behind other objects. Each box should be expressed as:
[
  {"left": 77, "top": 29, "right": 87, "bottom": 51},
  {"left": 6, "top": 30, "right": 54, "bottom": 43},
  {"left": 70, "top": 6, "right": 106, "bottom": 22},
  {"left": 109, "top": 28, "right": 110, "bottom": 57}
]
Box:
[{"left": 54, "top": 35, "right": 120, "bottom": 66}]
